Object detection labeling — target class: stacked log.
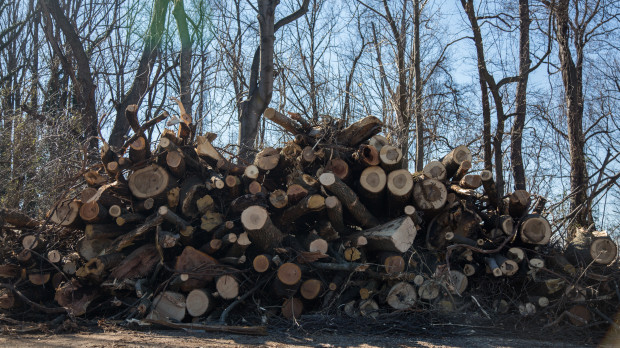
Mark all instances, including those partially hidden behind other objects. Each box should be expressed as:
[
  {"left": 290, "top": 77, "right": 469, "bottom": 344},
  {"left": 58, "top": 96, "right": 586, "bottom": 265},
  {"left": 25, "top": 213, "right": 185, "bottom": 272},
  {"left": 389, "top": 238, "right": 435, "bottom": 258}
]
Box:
[{"left": 0, "top": 104, "right": 617, "bottom": 334}]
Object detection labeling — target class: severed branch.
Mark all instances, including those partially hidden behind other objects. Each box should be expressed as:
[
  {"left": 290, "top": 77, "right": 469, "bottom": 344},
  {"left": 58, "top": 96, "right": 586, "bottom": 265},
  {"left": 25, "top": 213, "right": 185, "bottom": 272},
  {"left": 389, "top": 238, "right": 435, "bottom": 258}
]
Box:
[
  {"left": 143, "top": 318, "right": 267, "bottom": 336},
  {"left": 120, "top": 112, "right": 169, "bottom": 155}
]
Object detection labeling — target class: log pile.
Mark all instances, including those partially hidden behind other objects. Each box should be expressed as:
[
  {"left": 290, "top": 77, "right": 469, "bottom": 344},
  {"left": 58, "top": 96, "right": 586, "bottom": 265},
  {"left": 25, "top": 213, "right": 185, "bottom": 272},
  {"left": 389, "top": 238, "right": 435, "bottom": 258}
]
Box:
[{"left": 0, "top": 105, "right": 618, "bottom": 334}]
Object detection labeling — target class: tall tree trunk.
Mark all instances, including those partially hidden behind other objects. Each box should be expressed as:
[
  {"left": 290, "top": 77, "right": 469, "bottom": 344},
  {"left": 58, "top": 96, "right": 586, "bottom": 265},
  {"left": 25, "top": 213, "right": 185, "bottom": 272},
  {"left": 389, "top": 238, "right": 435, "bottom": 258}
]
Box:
[
  {"left": 413, "top": 0, "right": 423, "bottom": 172},
  {"left": 480, "top": 79, "right": 492, "bottom": 170},
  {"left": 553, "top": 0, "right": 589, "bottom": 233},
  {"left": 173, "top": 0, "right": 193, "bottom": 117},
  {"left": 510, "top": 0, "right": 531, "bottom": 191},
  {"left": 108, "top": 0, "right": 169, "bottom": 147},
  {"left": 238, "top": 0, "right": 309, "bottom": 162}
]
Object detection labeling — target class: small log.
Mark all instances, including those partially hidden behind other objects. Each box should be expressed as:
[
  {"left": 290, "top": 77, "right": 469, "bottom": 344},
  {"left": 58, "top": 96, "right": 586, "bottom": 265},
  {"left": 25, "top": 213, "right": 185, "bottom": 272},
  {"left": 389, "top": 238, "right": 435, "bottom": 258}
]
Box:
[
  {"left": 387, "top": 169, "right": 414, "bottom": 216},
  {"left": 445, "top": 232, "right": 478, "bottom": 247},
  {"left": 85, "top": 224, "right": 126, "bottom": 240},
  {"left": 28, "top": 273, "right": 51, "bottom": 285},
  {"left": 485, "top": 214, "right": 514, "bottom": 236},
  {"left": 418, "top": 280, "right": 440, "bottom": 300},
  {"left": 447, "top": 270, "right": 468, "bottom": 294},
  {"left": 47, "top": 250, "right": 62, "bottom": 264},
  {"left": 226, "top": 232, "right": 252, "bottom": 258},
  {"left": 286, "top": 184, "right": 308, "bottom": 204},
  {"left": 529, "top": 296, "right": 550, "bottom": 308},
  {"left": 158, "top": 229, "right": 180, "bottom": 249},
  {"left": 493, "top": 254, "right": 519, "bottom": 276},
  {"left": 316, "top": 220, "right": 339, "bottom": 242},
  {"left": 201, "top": 239, "right": 222, "bottom": 255},
  {"left": 166, "top": 151, "right": 186, "bottom": 178},
  {"left": 305, "top": 231, "right": 328, "bottom": 254},
  {"left": 413, "top": 179, "right": 447, "bottom": 212},
  {"left": 279, "top": 194, "right": 325, "bottom": 227},
  {"left": 110, "top": 244, "right": 159, "bottom": 280},
  {"left": 300, "top": 279, "right": 322, "bottom": 300},
  {"left": 196, "top": 194, "right": 215, "bottom": 215},
  {"left": 0, "top": 288, "right": 17, "bottom": 309},
  {"left": 325, "top": 158, "right": 350, "bottom": 180},
  {"left": 129, "top": 136, "right": 150, "bottom": 164},
  {"left": 22, "top": 235, "right": 44, "bottom": 251},
  {"left": 351, "top": 216, "right": 416, "bottom": 253},
  {"left": 277, "top": 262, "right": 302, "bottom": 286},
  {"left": 241, "top": 206, "right": 284, "bottom": 251},
  {"left": 506, "top": 247, "right": 525, "bottom": 263},
  {"left": 352, "top": 144, "right": 380, "bottom": 167},
  {"left": 369, "top": 134, "right": 389, "bottom": 151},
  {"left": 508, "top": 190, "right": 531, "bottom": 218},
  {"left": 135, "top": 198, "right": 155, "bottom": 212},
  {"left": 210, "top": 175, "right": 225, "bottom": 190},
  {"left": 148, "top": 291, "right": 186, "bottom": 322},
  {"left": 62, "top": 252, "right": 80, "bottom": 275},
  {"left": 105, "top": 214, "right": 164, "bottom": 253},
  {"left": 269, "top": 189, "right": 288, "bottom": 209},
  {"left": 0, "top": 208, "right": 40, "bottom": 228},
  {"left": 386, "top": 282, "right": 417, "bottom": 310},
  {"left": 186, "top": 289, "right": 214, "bottom": 317},
  {"left": 344, "top": 247, "right": 361, "bottom": 262},
  {"left": 529, "top": 258, "right": 545, "bottom": 269},
  {"left": 281, "top": 297, "right": 304, "bottom": 320},
  {"left": 480, "top": 170, "right": 499, "bottom": 209},
  {"left": 243, "top": 164, "right": 260, "bottom": 180},
  {"left": 519, "top": 214, "right": 552, "bottom": 245},
  {"left": 178, "top": 176, "right": 209, "bottom": 219},
  {"left": 108, "top": 205, "right": 123, "bottom": 218},
  {"left": 485, "top": 257, "right": 503, "bottom": 277},
  {"left": 423, "top": 161, "right": 447, "bottom": 181},
  {"left": 452, "top": 160, "right": 472, "bottom": 182},
  {"left": 441, "top": 145, "right": 472, "bottom": 178},
  {"left": 248, "top": 181, "right": 266, "bottom": 195},
  {"left": 225, "top": 175, "right": 242, "bottom": 198},
  {"left": 49, "top": 199, "right": 82, "bottom": 227},
  {"left": 84, "top": 170, "right": 107, "bottom": 186},
  {"left": 264, "top": 108, "right": 303, "bottom": 135},
  {"left": 175, "top": 246, "right": 218, "bottom": 291},
  {"left": 128, "top": 165, "right": 175, "bottom": 199},
  {"left": 459, "top": 174, "right": 482, "bottom": 189},
  {"left": 77, "top": 237, "right": 112, "bottom": 261},
  {"left": 216, "top": 275, "right": 239, "bottom": 300},
  {"left": 158, "top": 206, "right": 194, "bottom": 238},
  {"left": 254, "top": 147, "right": 280, "bottom": 171},
  {"left": 379, "top": 145, "right": 403, "bottom": 172},
  {"left": 320, "top": 172, "right": 379, "bottom": 228},
  {"left": 116, "top": 213, "right": 145, "bottom": 226},
  {"left": 252, "top": 254, "right": 272, "bottom": 273},
  {"left": 381, "top": 253, "right": 405, "bottom": 274},
  {"left": 200, "top": 211, "right": 224, "bottom": 233},
  {"left": 335, "top": 115, "right": 382, "bottom": 147},
  {"left": 300, "top": 146, "right": 317, "bottom": 165},
  {"left": 325, "top": 196, "right": 346, "bottom": 233}
]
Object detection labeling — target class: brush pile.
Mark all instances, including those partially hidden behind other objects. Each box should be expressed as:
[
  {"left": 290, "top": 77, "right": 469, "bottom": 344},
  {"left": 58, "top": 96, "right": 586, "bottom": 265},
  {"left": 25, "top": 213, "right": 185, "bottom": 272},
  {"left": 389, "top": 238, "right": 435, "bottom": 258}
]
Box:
[{"left": 0, "top": 104, "right": 618, "bottom": 334}]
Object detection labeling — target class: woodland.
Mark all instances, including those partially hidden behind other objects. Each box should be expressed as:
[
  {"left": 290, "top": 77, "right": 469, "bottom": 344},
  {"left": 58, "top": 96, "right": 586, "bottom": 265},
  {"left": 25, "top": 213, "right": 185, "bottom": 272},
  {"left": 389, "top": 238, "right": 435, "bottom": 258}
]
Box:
[{"left": 0, "top": 0, "right": 619, "bottom": 342}]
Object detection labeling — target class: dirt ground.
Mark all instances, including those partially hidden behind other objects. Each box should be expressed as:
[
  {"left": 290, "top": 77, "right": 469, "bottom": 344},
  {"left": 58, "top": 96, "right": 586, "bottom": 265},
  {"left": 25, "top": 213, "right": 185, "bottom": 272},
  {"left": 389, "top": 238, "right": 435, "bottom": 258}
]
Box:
[{"left": 0, "top": 328, "right": 616, "bottom": 348}]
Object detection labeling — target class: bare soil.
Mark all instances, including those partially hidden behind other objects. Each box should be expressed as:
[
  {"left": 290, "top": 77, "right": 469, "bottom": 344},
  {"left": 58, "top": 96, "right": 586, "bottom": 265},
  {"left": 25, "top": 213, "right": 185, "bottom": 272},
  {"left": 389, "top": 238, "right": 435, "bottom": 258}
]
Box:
[{"left": 0, "top": 328, "right": 614, "bottom": 348}]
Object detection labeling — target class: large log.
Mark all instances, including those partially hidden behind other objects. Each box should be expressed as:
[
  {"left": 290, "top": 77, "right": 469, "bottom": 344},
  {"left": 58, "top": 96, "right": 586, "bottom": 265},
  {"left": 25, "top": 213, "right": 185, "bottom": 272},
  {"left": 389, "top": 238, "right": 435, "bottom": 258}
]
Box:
[
  {"left": 519, "top": 214, "right": 552, "bottom": 245},
  {"left": 186, "top": 289, "right": 214, "bottom": 317},
  {"left": 351, "top": 216, "right": 416, "bottom": 253},
  {"left": 128, "top": 165, "right": 175, "bottom": 199},
  {"left": 148, "top": 291, "right": 186, "bottom": 322},
  {"left": 413, "top": 179, "right": 447, "bottom": 212},
  {"left": 175, "top": 246, "right": 219, "bottom": 291},
  {"left": 241, "top": 206, "right": 284, "bottom": 251},
  {"left": 319, "top": 172, "right": 379, "bottom": 228},
  {"left": 335, "top": 115, "right": 382, "bottom": 147},
  {"left": 387, "top": 169, "right": 414, "bottom": 216},
  {"left": 379, "top": 145, "right": 403, "bottom": 172},
  {"left": 49, "top": 199, "right": 82, "bottom": 227},
  {"left": 358, "top": 166, "right": 386, "bottom": 202},
  {"left": 566, "top": 230, "right": 618, "bottom": 266},
  {"left": 422, "top": 161, "right": 447, "bottom": 181},
  {"left": 386, "top": 282, "right": 417, "bottom": 310}
]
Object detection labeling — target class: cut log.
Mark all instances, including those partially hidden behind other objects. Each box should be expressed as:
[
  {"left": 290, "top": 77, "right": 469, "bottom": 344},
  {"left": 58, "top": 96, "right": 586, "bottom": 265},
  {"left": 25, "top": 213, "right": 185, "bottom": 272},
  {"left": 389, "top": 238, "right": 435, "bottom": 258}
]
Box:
[
  {"left": 519, "top": 214, "right": 552, "bottom": 245},
  {"left": 352, "top": 144, "right": 380, "bottom": 167},
  {"left": 186, "top": 289, "right": 214, "bottom": 317},
  {"left": 225, "top": 175, "right": 242, "bottom": 198},
  {"left": 423, "top": 161, "right": 447, "bottom": 181},
  {"left": 325, "top": 158, "right": 350, "bottom": 180},
  {"left": 441, "top": 145, "right": 472, "bottom": 178},
  {"left": 381, "top": 253, "right": 405, "bottom": 274},
  {"left": 226, "top": 232, "right": 252, "bottom": 258},
  {"left": 248, "top": 181, "right": 266, "bottom": 195},
  {"left": 300, "top": 279, "right": 322, "bottom": 300},
  {"left": 493, "top": 254, "right": 519, "bottom": 276},
  {"left": 325, "top": 196, "right": 346, "bottom": 233},
  {"left": 241, "top": 206, "right": 284, "bottom": 251},
  {"left": 252, "top": 254, "right": 272, "bottom": 273},
  {"left": 305, "top": 231, "right": 328, "bottom": 254},
  {"left": 277, "top": 262, "right": 302, "bottom": 286},
  {"left": 344, "top": 247, "right": 361, "bottom": 262},
  {"left": 566, "top": 229, "right": 618, "bottom": 266},
  {"left": 387, "top": 169, "right": 414, "bottom": 216},
  {"left": 79, "top": 201, "right": 108, "bottom": 224},
  {"left": 47, "top": 250, "right": 62, "bottom": 264},
  {"left": 506, "top": 247, "right": 525, "bottom": 263},
  {"left": 174, "top": 246, "right": 218, "bottom": 291},
  {"left": 269, "top": 189, "right": 288, "bottom": 209},
  {"left": 279, "top": 194, "right": 325, "bottom": 227},
  {"left": 243, "top": 164, "right": 260, "bottom": 180},
  {"left": 508, "top": 190, "right": 531, "bottom": 218},
  {"left": 148, "top": 291, "right": 186, "bottom": 322},
  {"left": 128, "top": 165, "right": 175, "bottom": 199},
  {"left": 301, "top": 146, "right": 317, "bottom": 165},
  {"left": 281, "top": 297, "right": 304, "bottom": 320},
  {"left": 352, "top": 216, "right": 416, "bottom": 253},
  {"left": 413, "top": 179, "right": 447, "bottom": 212},
  {"left": 85, "top": 224, "right": 126, "bottom": 240},
  {"left": 216, "top": 275, "right": 239, "bottom": 300},
  {"left": 418, "top": 280, "right": 440, "bottom": 300},
  {"left": 459, "top": 174, "right": 482, "bottom": 189},
  {"left": 480, "top": 170, "right": 499, "bottom": 209},
  {"left": 116, "top": 213, "right": 145, "bottom": 226},
  {"left": 336, "top": 116, "right": 382, "bottom": 147},
  {"left": 254, "top": 147, "right": 280, "bottom": 171},
  {"left": 264, "top": 108, "right": 303, "bottom": 135},
  {"left": 159, "top": 206, "right": 195, "bottom": 238},
  {"left": 109, "top": 244, "right": 159, "bottom": 280},
  {"left": 320, "top": 172, "right": 379, "bottom": 228},
  {"left": 359, "top": 166, "right": 386, "bottom": 202},
  {"left": 129, "top": 136, "right": 149, "bottom": 164},
  {"left": 77, "top": 237, "right": 112, "bottom": 261},
  {"left": 379, "top": 145, "right": 403, "bottom": 172},
  {"left": 196, "top": 195, "right": 215, "bottom": 214},
  {"left": 178, "top": 176, "right": 209, "bottom": 219},
  {"left": 108, "top": 205, "right": 123, "bottom": 218},
  {"left": 49, "top": 199, "right": 82, "bottom": 227},
  {"left": 135, "top": 198, "right": 155, "bottom": 212},
  {"left": 28, "top": 273, "right": 51, "bottom": 285},
  {"left": 386, "top": 282, "right": 417, "bottom": 310},
  {"left": 453, "top": 160, "right": 472, "bottom": 182},
  {"left": 485, "top": 257, "right": 503, "bottom": 277},
  {"left": 567, "top": 304, "right": 591, "bottom": 326},
  {"left": 286, "top": 184, "right": 308, "bottom": 204},
  {"left": 166, "top": 150, "right": 186, "bottom": 178}
]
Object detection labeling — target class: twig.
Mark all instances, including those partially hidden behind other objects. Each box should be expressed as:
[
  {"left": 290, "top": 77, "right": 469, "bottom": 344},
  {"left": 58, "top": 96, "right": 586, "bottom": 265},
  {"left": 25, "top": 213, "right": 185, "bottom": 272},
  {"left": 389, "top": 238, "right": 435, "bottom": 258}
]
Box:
[{"left": 470, "top": 295, "right": 491, "bottom": 319}]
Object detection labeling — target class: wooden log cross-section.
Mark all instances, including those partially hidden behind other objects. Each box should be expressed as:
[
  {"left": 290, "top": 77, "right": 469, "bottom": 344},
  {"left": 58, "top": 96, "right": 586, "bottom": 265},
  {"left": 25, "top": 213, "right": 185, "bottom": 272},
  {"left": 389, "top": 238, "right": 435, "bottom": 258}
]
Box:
[
  {"left": 241, "top": 206, "right": 284, "bottom": 251},
  {"left": 352, "top": 216, "right": 416, "bottom": 253},
  {"left": 319, "top": 172, "right": 379, "bottom": 228}
]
